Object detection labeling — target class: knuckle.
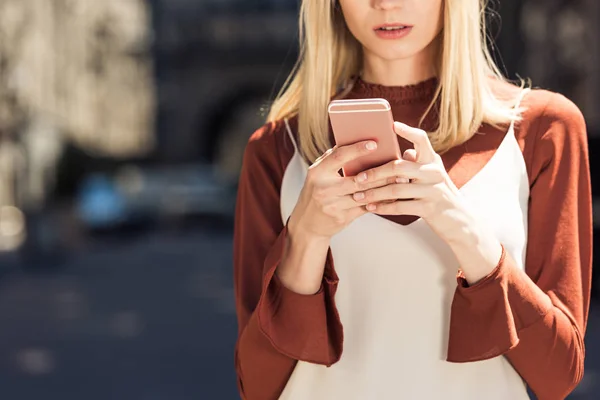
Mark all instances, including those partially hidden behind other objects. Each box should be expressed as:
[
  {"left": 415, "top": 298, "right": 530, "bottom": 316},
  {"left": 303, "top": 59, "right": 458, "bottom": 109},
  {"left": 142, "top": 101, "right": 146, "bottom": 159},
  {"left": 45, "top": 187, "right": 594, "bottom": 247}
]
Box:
[
  {"left": 323, "top": 203, "right": 338, "bottom": 215},
  {"left": 330, "top": 149, "right": 344, "bottom": 162},
  {"left": 366, "top": 168, "right": 377, "bottom": 181},
  {"left": 416, "top": 128, "right": 428, "bottom": 139},
  {"left": 431, "top": 166, "right": 445, "bottom": 181},
  {"left": 312, "top": 190, "right": 324, "bottom": 201},
  {"left": 306, "top": 167, "right": 319, "bottom": 181},
  {"left": 335, "top": 179, "right": 349, "bottom": 192},
  {"left": 312, "top": 186, "right": 328, "bottom": 201},
  {"left": 355, "top": 179, "right": 368, "bottom": 191}
]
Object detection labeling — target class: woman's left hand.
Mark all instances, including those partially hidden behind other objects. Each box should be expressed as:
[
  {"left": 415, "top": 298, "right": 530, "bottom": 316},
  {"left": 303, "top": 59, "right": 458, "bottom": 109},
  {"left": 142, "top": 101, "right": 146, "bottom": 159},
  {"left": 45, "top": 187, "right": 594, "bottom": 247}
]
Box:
[
  {"left": 352, "top": 121, "right": 502, "bottom": 284},
  {"left": 352, "top": 121, "right": 466, "bottom": 241}
]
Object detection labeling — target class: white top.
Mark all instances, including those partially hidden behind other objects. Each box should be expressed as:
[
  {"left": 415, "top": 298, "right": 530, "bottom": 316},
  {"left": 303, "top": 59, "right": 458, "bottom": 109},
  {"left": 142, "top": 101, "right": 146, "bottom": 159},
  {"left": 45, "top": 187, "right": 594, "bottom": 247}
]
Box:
[{"left": 276, "top": 94, "right": 532, "bottom": 400}]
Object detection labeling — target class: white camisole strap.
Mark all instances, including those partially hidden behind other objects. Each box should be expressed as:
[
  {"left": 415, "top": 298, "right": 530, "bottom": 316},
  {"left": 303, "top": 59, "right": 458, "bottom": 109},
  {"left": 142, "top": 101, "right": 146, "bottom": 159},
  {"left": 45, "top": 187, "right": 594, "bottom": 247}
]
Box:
[{"left": 284, "top": 118, "right": 298, "bottom": 152}]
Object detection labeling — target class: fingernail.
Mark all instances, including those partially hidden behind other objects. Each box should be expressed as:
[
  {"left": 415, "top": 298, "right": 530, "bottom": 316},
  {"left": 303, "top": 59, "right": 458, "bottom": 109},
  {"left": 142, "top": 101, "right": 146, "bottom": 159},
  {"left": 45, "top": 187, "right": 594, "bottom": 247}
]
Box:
[
  {"left": 354, "top": 192, "right": 365, "bottom": 201},
  {"left": 367, "top": 204, "right": 376, "bottom": 211},
  {"left": 396, "top": 177, "right": 409, "bottom": 184},
  {"left": 366, "top": 141, "right": 377, "bottom": 150},
  {"left": 356, "top": 172, "right": 368, "bottom": 182}
]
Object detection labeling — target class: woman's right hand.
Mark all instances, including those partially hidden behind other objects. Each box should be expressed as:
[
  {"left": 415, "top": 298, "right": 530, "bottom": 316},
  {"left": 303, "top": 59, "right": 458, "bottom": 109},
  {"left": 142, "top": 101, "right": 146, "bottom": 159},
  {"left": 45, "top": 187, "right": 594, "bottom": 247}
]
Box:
[
  {"left": 288, "top": 140, "right": 383, "bottom": 239},
  {"left": 278, "top": 140, "right": 389, "bottom": 294}
]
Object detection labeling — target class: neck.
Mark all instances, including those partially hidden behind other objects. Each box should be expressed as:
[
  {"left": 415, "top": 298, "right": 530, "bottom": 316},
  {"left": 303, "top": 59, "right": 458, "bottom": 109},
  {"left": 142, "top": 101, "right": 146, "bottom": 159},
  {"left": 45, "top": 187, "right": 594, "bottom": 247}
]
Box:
[{"left": 360, "top": 37, "right": 440, "bottom": 87}]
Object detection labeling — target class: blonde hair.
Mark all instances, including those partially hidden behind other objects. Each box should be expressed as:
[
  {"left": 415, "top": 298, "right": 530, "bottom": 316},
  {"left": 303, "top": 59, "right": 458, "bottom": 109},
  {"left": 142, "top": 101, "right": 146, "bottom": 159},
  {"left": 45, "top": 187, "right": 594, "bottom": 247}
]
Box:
[{"left": 267, "top": 0, "right": 525, "bottom": 162}]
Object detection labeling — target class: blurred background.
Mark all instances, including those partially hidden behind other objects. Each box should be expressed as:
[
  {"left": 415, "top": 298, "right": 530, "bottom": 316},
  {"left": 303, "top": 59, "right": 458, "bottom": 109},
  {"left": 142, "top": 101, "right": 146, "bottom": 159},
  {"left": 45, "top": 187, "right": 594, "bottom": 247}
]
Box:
[{"left": 0, "top": 0, "right": 598, "bottom": 399}]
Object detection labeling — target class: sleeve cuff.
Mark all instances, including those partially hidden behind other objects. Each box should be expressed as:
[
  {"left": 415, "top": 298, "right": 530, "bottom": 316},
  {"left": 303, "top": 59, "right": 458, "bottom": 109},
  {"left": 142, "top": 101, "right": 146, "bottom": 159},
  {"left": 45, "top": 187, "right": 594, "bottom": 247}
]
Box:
[
  {"left": 447, "top": 246, "right": 553, "bottom": 362},
  {"left": 256, "top": 226, "right": 343, "bottom": 366}
]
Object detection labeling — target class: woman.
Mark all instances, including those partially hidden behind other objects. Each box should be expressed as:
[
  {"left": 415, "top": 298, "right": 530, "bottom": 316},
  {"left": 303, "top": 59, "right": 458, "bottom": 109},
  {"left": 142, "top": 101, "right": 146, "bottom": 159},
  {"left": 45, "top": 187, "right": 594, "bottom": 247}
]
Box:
[{"left": 233, "top": 0, "right": 592, "bottom": 399}]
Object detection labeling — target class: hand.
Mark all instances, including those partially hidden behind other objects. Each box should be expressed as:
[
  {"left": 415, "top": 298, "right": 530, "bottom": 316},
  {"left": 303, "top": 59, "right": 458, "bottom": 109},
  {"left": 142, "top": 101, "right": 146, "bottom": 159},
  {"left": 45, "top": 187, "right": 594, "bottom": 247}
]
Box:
[
  {"left": 280, "top": 140, "right": 398, "bottom": 294},
  {"left": 351, "top": 122, "right": 464, "bottom": 239},
  {"left": 288, "top": 140, "right": 396, "bottom": 241},
  {"left": 351, "top": 122, "right": 502, "bottom": 284}
]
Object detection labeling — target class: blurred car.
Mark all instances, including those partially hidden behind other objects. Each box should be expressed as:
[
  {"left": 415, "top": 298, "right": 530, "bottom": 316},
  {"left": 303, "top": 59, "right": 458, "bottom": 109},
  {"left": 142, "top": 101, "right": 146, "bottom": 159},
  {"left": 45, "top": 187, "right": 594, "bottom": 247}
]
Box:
[{"left": 76, "top": 164, "right": 236, "bottom": 231}]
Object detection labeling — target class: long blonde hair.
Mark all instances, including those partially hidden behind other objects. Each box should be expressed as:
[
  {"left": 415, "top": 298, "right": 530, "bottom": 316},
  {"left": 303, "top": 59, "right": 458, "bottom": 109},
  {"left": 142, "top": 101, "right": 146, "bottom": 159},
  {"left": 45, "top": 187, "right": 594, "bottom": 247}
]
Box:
[{"left": 267, "top": 0, "right": 525, "bottom": 162}]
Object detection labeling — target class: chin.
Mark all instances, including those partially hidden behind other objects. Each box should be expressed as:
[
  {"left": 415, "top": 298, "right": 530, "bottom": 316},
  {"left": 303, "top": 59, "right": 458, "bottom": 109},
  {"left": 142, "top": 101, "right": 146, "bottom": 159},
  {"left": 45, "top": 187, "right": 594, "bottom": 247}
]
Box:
[{"left": 370, "top": 46, "right": 423, "bottom": 62}]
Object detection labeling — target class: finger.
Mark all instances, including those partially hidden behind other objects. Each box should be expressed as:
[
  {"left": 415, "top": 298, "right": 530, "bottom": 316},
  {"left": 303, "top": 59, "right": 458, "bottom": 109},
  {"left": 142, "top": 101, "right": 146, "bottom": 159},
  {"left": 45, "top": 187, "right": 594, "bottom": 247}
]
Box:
[
  {"left": 333, "top": 194, "right": 365, "bottom": 211},
  {"left": 346, "top": 204, "right": 370, "bottom": 220},
  {"left": 354, "top": 159, "right": 424, "bottom": 185},
  {"left": 320, "top": 140, "right": 378, "bottom": 172},
  {"left": 353, "top": 183, "right": 432, "bottom": 204},
  {"left": 329, "top": 176, "right": 395, "bottom": 197},
  {"left": 321, "top": 193, "right": 370, "bottom": 213},
  {"left": 399, "top": 150, "right": 417, "bottom": 183},
  {"left": 403, "top": 149, "right": 418, "bottom": 162},
  {"left": 366, "top": 199, "right": 424, "bottom": 216},
  {"left": 394, "top": 122, "right": 436, "bottom": 164}
]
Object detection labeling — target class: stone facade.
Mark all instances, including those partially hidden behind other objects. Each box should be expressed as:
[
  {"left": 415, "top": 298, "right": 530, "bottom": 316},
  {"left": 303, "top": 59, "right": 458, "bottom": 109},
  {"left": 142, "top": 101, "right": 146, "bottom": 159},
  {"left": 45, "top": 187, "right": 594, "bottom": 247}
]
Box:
[{"left": 0, "top": 0, "right": 156, "bottom": 158}]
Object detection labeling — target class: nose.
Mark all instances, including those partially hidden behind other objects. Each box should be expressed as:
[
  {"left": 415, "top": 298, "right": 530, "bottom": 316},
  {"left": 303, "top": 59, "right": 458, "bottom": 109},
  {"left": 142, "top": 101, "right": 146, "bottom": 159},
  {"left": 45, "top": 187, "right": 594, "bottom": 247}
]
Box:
[{"left": 372, "top": 0, "right": 402, "bottom": 11}]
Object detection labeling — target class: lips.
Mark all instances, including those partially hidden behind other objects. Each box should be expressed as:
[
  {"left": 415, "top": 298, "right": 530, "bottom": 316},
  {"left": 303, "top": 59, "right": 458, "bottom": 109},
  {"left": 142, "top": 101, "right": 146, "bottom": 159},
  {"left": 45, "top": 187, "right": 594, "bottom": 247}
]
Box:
[
  {"left": 374, "top": 23, "right": 413, "bottom": 31},
  {"left": 373, "top": 23, "right": 413, "bottom": 40}
]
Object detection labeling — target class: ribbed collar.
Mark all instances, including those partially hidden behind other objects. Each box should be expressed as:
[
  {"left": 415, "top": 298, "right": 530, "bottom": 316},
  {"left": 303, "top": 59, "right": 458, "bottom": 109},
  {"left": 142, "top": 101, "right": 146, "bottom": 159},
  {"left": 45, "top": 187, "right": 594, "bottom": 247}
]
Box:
[{"left": 348, "top": 76, "right": 438, "bottom": 105}]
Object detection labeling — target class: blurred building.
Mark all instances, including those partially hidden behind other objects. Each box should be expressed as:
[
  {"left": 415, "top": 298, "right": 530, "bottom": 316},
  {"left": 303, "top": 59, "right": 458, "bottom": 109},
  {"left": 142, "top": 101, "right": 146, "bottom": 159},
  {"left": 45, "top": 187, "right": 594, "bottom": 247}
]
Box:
[
  {"left": 0, "top": 0, "right": 156, "bottom": 253},
  {"left": 150, "top": 0, "right": 298, "bottom": 173},
  {"left": 0, "top": 0, "right": 156, "bottom": 158},
  {"left": 0, "top": 0, "right": 299, "bottom": 253},
  {"left": 497, "top": 0, "right": 600, "bottom": 132}
]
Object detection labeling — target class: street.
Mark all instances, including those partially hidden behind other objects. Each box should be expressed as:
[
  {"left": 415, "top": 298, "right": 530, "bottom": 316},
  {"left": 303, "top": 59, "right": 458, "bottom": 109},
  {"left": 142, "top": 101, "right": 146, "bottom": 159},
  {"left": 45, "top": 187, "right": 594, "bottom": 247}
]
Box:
[{"left": 0, "top": 222, "right": 598, "bottom": 400}]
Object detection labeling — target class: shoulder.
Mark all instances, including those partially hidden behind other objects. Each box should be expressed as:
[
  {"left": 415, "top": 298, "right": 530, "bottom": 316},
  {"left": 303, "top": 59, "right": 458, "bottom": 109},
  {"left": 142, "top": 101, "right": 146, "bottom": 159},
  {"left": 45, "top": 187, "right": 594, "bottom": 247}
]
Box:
[
  {"left": 247, "top": 116, "right": 298, "bottom": 152},
  {"left": 521, "top": 89, "right": 585, "bottom": 132},
  {"left": 242, "top": 116, "right": 298, "bottom": 179},
  {"left": 247, "top": 118, "right": 286, "bottom": 152},
  {"left": 487, "top": 77, "right": 585, "bottom": 132},
  {"left": 515, "top": 89, "right": 588, "bottom": 180},
  {"left": 517, "top": 89, "right": 587, "bottom": 153}
]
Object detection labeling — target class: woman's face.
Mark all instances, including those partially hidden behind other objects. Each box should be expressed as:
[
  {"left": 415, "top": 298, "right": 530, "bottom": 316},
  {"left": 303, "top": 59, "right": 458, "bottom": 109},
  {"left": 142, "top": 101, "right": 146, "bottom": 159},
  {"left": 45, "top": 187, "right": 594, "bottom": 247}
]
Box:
[{"left": 338, "top": 0, "right": 444, "bottom": 63}]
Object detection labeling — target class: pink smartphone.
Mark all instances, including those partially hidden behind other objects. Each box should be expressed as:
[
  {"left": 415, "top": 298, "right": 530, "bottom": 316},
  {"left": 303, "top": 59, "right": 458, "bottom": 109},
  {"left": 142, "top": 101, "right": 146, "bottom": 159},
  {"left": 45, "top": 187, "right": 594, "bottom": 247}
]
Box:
[{"left": 328, "top": 98, "right": 401, "bottom": 177}]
